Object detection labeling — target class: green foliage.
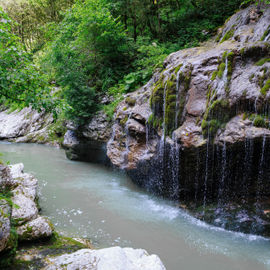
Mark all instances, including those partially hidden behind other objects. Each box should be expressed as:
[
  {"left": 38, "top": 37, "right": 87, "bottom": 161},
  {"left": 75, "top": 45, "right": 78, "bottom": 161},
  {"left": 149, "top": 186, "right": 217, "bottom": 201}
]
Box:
[
  {"left": 261, "top": 79, "right": 270, "bottom": 96},
  {"left": 256, "top": 58, "right": 270, "bottom": 66},
  {"left": 220, "top": 29, "right": 235, "bottom": 43},
  {"left": 0, "top": 0, "right": 75, "bottom": 51},
  {"left": 42, "top": 0, "right": 133, "bottom": 123},
  {"left": 253, "top": 115, "right": 267, "bottom": 127},
  {"left": 217, "top": 63, "right": 226, "bottom": 78},
  {"left": 0, "top": 7, "right": 55, "bottom": 113}
]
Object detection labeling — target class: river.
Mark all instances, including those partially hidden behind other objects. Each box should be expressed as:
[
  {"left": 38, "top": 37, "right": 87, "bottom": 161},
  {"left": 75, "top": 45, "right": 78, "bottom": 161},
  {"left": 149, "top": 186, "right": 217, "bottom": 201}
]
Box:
[{"left": 1, "top": 142, "right": 270, "bottom": 270}]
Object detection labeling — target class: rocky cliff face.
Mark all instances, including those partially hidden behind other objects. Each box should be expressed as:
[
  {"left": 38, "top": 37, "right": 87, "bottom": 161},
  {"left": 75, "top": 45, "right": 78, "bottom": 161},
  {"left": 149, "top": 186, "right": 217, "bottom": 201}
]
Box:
[
  {"left": 63, "top": 111, "right": 112, "bottom": 163},
  {"left": 107, "top": 5, "right": 270, "bottom": 236},
  {"left": 0, "top": 163, "right": 53, "bottom": 267},
  {"left": 0, "top": 107, "right": 63, "bottom": 146}
]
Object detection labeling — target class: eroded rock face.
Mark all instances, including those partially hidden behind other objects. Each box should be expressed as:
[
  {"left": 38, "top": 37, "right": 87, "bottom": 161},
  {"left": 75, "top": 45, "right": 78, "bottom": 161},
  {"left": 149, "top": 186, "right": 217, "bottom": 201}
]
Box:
[
  {"left": 0, "top": 163, "right": 54, "bottom": 255},
  {"left": 44, "top": 247, "right": 166, "bottom": 270},
  {"left": 107, "top": 5, "right": 270, "bottom": 235},
  {"left": 0, "top": 201, "right": 11, "bottom": 252},
  {"left": 63, "top": 112, "right": 112, "bottom": 163},
  {"left": 0, "top": 107, "right": 57, "bottom": 146}
]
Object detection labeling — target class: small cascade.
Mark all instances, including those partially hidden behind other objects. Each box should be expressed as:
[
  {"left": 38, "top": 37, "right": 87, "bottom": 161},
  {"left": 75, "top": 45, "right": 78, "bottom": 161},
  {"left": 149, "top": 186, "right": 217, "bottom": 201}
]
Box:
[
  {"left": 194, "top": 152, "right": 200, "bottom": 204},
  {"left": 174, "top": 65, "right": 185, "bottom": 129},
  {"left": 218, "top": 141, "right": 227, "bottom": 207},
  {"left": 216, "top": 56, "right": 228, "bottom": 95},
  {"left": 264, "top": 32, "right": 270, "bottom": 42},
  {"left": 256, "top": 134, "right": 266, "bottom": 210},
  {"left": 203, "top": 127, "right": 211, "bottom": 212},
  {"left": 122, "top": 113, "right": 132, "bottom": 165},
  {"left": 158, "top": 81, "right": 168, "bottom": 157},
  {"left": 169, "top": 133, "right": 181, "bottom": 200},
  {"left": 241, "top": 138, "right": 254, "bottom": 202},
  {"left": 142, "top": 119, "right": 151, "bottom": 159},
  {"left": 254, "top": 96, "right": 260, "bottom": 114},
  {"left": 108, "top": 119, "right": 116, "bottom": 145}
]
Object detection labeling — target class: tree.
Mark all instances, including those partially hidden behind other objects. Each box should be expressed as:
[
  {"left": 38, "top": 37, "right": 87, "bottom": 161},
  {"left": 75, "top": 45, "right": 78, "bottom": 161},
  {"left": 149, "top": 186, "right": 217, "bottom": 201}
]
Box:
[
  {"left": 0, "top": 7, "right": 53, "bottom": 111},
  {"left": 43, "top": 0, "right": 133, "bottom": 122}
]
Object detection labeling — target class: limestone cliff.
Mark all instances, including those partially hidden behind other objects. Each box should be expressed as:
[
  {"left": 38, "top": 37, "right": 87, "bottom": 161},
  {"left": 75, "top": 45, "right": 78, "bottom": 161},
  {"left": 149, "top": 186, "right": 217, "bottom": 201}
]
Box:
[{"left": 107, "top": 5, "right": 270, "bottom": 235}]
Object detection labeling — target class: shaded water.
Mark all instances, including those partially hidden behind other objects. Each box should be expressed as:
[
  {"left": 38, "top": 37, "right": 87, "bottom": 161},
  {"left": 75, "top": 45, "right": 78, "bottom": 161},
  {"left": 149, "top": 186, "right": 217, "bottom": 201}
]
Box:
[{"left": 1, "top": 142, "right": 270, "bottom": 270}]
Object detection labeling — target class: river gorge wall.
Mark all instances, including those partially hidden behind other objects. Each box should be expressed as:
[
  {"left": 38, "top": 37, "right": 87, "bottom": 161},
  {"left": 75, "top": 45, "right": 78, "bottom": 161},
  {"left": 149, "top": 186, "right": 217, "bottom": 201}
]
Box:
[
  {"left": 105, "top": 5, "right": 270, "bottom": 236},
  {"left": 1, "top": 4, "right": 270, "bottom": 237}
]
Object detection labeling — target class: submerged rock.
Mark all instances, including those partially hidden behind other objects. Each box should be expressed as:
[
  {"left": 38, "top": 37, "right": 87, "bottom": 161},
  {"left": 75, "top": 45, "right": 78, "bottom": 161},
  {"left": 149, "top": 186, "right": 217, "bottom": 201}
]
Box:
[{"left": 44, "top": 247, "right": 166, "bottom": 270}]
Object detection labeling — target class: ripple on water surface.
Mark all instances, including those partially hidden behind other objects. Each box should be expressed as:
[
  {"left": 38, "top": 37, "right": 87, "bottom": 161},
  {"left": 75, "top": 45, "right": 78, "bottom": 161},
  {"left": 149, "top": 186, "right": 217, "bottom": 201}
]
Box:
[{"left": 1, "top": 142, "right": 270, "bottom": 270}]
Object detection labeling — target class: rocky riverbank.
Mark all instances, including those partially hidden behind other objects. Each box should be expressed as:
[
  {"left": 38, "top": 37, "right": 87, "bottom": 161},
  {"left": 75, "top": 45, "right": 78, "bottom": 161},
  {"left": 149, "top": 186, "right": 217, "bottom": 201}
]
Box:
[
  {"left": 0, "top": 163, "right": 166, "bottom": 269},
  {"left": 0, "top": 163, "right": 54, "bottom": 266}
]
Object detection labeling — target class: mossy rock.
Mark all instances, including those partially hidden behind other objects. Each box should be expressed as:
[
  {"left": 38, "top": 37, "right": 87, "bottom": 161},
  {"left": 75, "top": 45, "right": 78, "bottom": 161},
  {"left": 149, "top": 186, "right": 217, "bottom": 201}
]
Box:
[
  {"left": 125, "top": 97, "right": 136, "bottom": 107},
  {"left": 261, "top": 79, "right": 270, "bottom": 96},
  {"left": 220, "top": 28, "right": 235, "bottom": 43}
]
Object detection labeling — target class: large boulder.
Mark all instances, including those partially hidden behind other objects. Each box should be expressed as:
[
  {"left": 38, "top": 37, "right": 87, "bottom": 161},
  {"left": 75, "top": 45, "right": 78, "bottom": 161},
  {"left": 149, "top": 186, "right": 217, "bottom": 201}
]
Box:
[
  {"left": 44, "top": 247, "right": 166, "bottom": 270},
  {"left": 17, "top": 216, "right": 53, "bottom": 241},
  {"left": 63, "top": 112, "right": 111, "bottom": 163},
  {"left": 0, "top": 107, "right": 55, "bottom": 145},
  {"left": 0, "top": 201, "right": 11, "bottom": 252}
]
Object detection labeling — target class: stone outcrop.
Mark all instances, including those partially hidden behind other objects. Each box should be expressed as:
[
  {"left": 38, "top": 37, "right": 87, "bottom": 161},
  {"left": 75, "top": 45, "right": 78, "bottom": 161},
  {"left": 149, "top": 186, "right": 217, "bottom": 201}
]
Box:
[
  {"left": 0, "top": 163, "right": 53, "bottom": 255},
  {"left": 63, "top": 111, "right": 112, "bottom": 163},
  {"left": 107, "top": 5, "right": 270, "bottom": 235},
  {"left": 0, "top": 107, "right": 58, "bottom": 145},
  {"left": 0, "top": 201, "right": 11, "bottom": 253},
  {"left": 44, "top": 247, "right": 166, "bottom": 270}
]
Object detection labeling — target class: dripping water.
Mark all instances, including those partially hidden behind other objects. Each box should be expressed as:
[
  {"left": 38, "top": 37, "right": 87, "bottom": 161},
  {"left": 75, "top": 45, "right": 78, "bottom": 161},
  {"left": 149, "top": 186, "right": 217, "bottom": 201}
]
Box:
[
  {"left": 123, "top": 113, "right": 132, "bottom": 165},
  {"left": 170, "top": 133, "right": 181, "bottom": 200},
  {"left": 203, "top": 126, "right": 211, "bottom": 212},
  {"left": 194, "top": 150, "right": 200, "bottom": 204},
  {"left": 159, "top": 81, "right": 168, "bottom": 157},
  {"left": 175, "top": 65, "right": 185, "bottom": 129},
  {"left": 216, "top": 56, "right": 228, "bottom": 95},
  {"left": 218, "top": 141, "right": 227, "bottom": 207},
  {"left": 256, "top": 134, "right": 266, "bottom": 211},
  {"left": 264, "top": 32, "right": 270, "bottom": 42}
]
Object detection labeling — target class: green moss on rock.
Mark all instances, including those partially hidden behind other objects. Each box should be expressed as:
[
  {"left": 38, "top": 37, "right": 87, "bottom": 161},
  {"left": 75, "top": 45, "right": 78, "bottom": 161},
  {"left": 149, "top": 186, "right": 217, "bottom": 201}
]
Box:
[
  {"left": 220, "top": 29, "right": 235, "bottom": 43},
  {"left": 261, "top": 79, "right": 270, "bottom": 96}
]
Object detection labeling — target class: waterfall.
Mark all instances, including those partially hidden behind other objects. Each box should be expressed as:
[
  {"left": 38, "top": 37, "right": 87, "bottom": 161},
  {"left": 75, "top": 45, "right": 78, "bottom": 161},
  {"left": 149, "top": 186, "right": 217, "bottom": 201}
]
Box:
[
  {"left": 203, "top": 127, "right": 211, "bottom": 212},
  {"left": 218, "top": 141, "right": 226, "bottom": 207},
  {"left": 158, "top": 81, "right": 168, "bottom": 157},
  {"left": 264, "top": 32, "right": 270, "bottom": 42},
  {"left": 194, "top": 151, "right": 200, "bottom": 204},
  {"left": 216, "top": 56, "right": 228, "bottom": 95},
  {"left": 123, "top": 113, "right": 132, "bottom": 165},
  {"left": 256, "top": 135, "right": 266, "bottom": 210},
  {"left": 108, "top": 119, "right": 116, "bottom": 145},
  {"left": 175, "top": 65, "right": 185, "bottom": 129},
  {"left": 169, "top": 133, "right": 181, "bottom": 200}
]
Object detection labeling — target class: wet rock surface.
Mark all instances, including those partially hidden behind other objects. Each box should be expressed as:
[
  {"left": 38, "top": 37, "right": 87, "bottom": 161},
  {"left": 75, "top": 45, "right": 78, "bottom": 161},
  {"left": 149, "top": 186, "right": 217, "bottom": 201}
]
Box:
[
  {"left": 107, "top": 5, "right": 270, "bottom": 236},
  {"left": 63, "top": 111, "right": 112, "bottom": 163},
  {"left": 44, "top": 247, "right": 166, "bottom": 270},
  {"left": 0, "top": 163, "right": 54, "bottom": 260}
]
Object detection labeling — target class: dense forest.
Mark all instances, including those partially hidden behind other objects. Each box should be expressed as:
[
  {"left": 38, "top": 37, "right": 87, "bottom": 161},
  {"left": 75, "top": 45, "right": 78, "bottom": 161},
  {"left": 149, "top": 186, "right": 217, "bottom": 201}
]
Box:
[{"left": 0, "top": 0, "right": 261, "bottom": 123}]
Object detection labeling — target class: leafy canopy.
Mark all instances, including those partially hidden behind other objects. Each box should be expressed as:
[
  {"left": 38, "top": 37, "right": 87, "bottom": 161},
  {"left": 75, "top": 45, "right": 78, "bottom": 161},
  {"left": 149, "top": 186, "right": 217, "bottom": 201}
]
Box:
[{"left": 0, "top": 7, "right": 54, "bottom": 112}]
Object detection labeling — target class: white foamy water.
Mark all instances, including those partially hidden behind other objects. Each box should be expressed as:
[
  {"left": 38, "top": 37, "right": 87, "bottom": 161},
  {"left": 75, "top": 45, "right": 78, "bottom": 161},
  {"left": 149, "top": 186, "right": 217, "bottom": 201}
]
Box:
[{"left": 1, "top": 142, "right": 270, "bottom": 270}]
